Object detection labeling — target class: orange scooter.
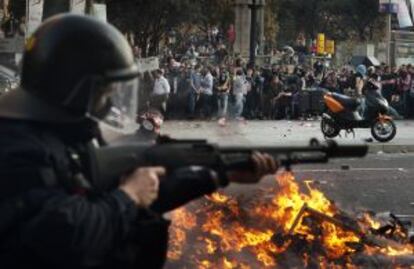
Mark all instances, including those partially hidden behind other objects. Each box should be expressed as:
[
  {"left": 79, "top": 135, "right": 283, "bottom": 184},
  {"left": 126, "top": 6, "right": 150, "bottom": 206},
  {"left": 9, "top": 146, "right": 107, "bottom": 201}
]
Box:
[{"left": 321, "top": 91, "right": 397, "bottom": 142}]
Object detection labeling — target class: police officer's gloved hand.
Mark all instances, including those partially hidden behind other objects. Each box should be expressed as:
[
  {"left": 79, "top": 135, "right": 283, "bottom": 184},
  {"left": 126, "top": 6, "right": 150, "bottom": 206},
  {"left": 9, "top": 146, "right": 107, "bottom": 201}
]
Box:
[
  {"left": 151, "top": 167, "right": 220, "bottom": 214},
  {"left": 119, "top": 167, "right": 165, "bottom": 207},
  {"left": 226, "top": 152, "right": 279, "bottom": 184}
]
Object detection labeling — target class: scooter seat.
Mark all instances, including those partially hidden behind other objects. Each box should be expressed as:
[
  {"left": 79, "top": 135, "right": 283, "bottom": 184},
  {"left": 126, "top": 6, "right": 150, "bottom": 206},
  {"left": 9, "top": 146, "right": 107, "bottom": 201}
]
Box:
[{"left": 331, "top": 93, "right": 361, "bottom": 110}]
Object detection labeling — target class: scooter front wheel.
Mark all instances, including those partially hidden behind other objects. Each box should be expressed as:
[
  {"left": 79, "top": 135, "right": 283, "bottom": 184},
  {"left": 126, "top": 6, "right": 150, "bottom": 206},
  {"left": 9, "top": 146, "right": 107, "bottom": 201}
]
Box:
[
  {"left": 371, "top": 119, "right": 397, "bottom": 143},
  {"left": 321, "top": 118, "right": 340, "bottom": 138}
]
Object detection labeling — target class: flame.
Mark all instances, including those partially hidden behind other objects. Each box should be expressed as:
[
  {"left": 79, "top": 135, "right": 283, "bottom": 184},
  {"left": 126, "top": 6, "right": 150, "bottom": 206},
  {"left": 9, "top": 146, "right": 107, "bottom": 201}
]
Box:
[
  {"left": 197, "top": 260, "right": 212, "bottom": 269},
  {"left": 381, "top": 246, "right": 414, "bottom": 256},
  {"left": 362, "top": 213, "right": 382, "bottom": 230},
  {"left": 204, "top": 238, "right": 217, "bottom": 254},
  {"left": 260, "top": 172, "right": 360, "bottom": 259},
  {"left": 167, "top": 207, "right": 196, "bottom": 260},
  {"left": 222, "top": 257, "right": 237, "bottom": 268},
  {"left": 271, "top": 174, "right": 334, "bottom": 230},
  {"left": 207, "top": 192, "right": 230, "bottom": 203},
  {"left": 167, "top": 172, "right": 414, "bottom": 268},
  {"left": 365, "top": 244, "right": 414, "bottom": 257}
]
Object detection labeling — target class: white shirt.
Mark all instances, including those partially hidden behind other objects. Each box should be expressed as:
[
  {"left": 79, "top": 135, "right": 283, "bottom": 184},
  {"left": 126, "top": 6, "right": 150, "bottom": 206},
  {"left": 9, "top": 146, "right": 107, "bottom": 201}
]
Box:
[
  {"left": 200, "top": 72, "right": 214, "bottom": 95},
  {"left": 153, "top": 76, "right": 171, "bottom": 95},
  {"left": 233, "top": 75, "right": 246, "bottom": 95}
]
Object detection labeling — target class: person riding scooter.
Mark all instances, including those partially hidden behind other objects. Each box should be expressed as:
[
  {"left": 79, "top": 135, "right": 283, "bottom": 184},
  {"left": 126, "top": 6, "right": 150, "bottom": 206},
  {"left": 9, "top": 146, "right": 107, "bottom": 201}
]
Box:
[
  {"left": 321, "top": 64, "right": 397, "bottom": 142},
  {"left": 357, "top": 65, "right": 401, "bottom": 119}
]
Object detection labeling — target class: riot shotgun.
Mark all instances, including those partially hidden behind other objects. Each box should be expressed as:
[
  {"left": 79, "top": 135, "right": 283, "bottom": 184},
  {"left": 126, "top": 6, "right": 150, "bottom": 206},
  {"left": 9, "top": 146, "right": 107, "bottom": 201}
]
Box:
[{"left": 92, "top": 137, "right": 368, "bottom": 213}]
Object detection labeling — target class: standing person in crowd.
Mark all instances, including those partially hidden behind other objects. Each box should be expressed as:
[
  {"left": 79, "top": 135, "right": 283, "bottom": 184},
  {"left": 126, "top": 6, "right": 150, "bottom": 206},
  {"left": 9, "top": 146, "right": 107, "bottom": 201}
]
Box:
[
  {"left": 151, "top": 69, "right": 171, "bottom": 116},
  {"left": 216, "top": 66, "right": 231, "bottom": 120},
  {"left": 188, "top": 64, "right": 202, "bottom": 119},
  {"left": 398, "top": 66, "right": 412, "bottom": 118},
  {"left": 260, "top": 66, "right": 273, "bottom": 119},
  {"left": 252, "top": 68, "right": 265, "bottom": 119},
  {"left": 321, "top": 70, "right": 339, "bottom": 93},
  {"left": 186, "top": 44, "right": 199, "bottom": 64},
  {"left": 313, "top": 60, "right": 325, "bottom": 82},
  {"left": 337, "top": 68, "right": 350, "bottom": 93},
  {"left": 269, "top": 74, "right": 287, "bottom": 119},
  {"left": 303, "top": 69, "right": 314, "bottom": 88},
  {"left": 232, "top": 69, "right": 247, "bottom": 120},
  {"left": 133, "top": 46, "right": 142, "bottom": 59},
  {"left": 199, "top": 66, "right": 214, "bottom": 119},
  {"left": 215, "top": 44, "right": 229, "bottom": 65},
  {"left": 407, "top": 65, "right": 414, "bottom": 118},
  {"left": 271, "top": 64, "right": 280, "bottom": 77},
  {"left": 174, "top": 63, "right": 191, "bottom": 119},
  {"left": 289, "top": 67, "right": 306, "bottom": 119},
  {"left": 244, "top": 68, "right": 256, "bottom": 119},
  {"left": 381, "top": 66, "right": 397, "bottom": 104},
  {"left": 390, "top": 66, "right": 401, "bottom": 110},
  {"left": 244, "top": 68, "right": 264, "bottom": 119},
  {"left": 165, "top": 58, "right": 180, "bottom": 118}
]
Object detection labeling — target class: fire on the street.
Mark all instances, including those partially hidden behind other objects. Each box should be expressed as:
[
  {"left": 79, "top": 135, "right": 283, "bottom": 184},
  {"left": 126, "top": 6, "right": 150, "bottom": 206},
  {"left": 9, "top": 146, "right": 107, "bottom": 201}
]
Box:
[{"left": 166, "top": 172, "right": 414, "bottom": 268}]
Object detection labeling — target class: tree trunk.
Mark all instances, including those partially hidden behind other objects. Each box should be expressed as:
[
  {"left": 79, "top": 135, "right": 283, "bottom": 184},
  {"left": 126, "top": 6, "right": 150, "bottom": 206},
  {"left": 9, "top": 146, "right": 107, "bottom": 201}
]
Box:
[
  {"left": 358, "top": 28, "right": 366, "bottom": 41},
  {"left": 148, "top": 36, "right": 160, "bottom": 56},
  {"left": 137, "top": 34, "right": 149, "bottom": 57}
]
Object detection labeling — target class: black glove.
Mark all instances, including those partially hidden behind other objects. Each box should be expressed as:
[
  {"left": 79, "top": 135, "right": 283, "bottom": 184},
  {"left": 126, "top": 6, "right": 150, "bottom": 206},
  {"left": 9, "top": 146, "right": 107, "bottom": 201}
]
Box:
[{"left": 150, "top": 166, "right": 221, "bottom": 214}]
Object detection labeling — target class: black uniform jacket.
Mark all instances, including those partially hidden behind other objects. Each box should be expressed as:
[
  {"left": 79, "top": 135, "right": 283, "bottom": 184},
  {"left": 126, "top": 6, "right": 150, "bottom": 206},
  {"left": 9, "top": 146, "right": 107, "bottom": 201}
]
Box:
[{"left": 0, "top": 119, "right": 170, "bottom": 269}]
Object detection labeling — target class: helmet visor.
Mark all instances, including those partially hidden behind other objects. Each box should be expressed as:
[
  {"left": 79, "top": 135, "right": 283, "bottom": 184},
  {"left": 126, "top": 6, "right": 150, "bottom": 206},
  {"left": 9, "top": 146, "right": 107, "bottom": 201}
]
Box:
[{"left": 87, "top": 77, "right": 139, "bottom": 135}]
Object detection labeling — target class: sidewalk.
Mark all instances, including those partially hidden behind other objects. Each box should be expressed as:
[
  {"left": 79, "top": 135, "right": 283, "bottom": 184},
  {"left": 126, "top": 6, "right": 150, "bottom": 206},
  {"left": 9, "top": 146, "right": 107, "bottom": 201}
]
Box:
[{"left": 162, "top": 120, "right": 414, "bottom": 154}]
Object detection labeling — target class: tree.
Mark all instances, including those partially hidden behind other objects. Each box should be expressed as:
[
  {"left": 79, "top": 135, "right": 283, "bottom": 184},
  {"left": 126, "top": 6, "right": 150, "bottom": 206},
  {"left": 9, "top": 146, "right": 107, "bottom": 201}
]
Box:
[
  {"left": 264, "top": 0, "right": 280, "bottom": 48},
  {"left": 196, "top": 0, "right": 234, "bottom": 31},
  {"left": 106, "top": 0, "right": 199, "bottom": 56},
  {"left": 335, "top": 0, "right": 385, "bottom": 41},
  {"left": 104, "top": 0, "right": 386, "bottom": 54},
  {"left": 274, "top": 0, "right": 385, "bottom": 44}
]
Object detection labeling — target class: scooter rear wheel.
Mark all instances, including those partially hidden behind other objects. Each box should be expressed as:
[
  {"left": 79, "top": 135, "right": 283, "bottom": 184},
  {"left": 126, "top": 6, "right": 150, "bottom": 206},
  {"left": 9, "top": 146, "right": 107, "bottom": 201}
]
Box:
[
  {"left": 321, "top": 118, "right": 340, "bottom": 138},
  {"left": 371, "top": 119, "right": 397, "bottom": 143}
]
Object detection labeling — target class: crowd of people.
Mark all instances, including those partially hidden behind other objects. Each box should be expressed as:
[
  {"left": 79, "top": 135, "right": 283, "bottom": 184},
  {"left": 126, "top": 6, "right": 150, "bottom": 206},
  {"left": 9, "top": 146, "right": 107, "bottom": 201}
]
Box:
[{"left": 139, "top": 55, "right": 414, "bottom": 121}]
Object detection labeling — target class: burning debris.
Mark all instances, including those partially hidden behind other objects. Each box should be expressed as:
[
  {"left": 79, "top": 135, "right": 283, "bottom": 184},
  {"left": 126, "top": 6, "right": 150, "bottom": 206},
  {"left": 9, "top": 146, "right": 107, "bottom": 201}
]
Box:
[{"left": 166, "top": 172, "right": 414, "bottom": 268}]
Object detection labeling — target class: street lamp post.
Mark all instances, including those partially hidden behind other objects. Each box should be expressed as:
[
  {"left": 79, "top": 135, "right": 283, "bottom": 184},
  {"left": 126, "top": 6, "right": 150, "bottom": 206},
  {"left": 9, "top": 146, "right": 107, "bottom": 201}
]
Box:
[
  {"left": 387, "top": 0, "right": 392, "bottom": 66},
  {"left": 380, "top": 0, "right": 396, "bottom": 66},
  {"left": 248, "top": 0, "right": 257, "bottom": 67}
]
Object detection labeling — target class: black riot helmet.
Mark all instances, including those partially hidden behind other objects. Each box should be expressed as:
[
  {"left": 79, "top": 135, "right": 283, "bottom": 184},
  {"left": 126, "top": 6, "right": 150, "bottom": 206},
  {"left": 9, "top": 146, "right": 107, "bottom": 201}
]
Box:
[{"left": 0, "top": 14, "right": 139, "bottom": 124}]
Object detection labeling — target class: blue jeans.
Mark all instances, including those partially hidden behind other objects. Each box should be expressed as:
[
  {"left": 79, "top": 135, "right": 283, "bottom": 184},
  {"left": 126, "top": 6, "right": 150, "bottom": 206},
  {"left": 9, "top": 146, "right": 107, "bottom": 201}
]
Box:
[
  {"left": 403, "top": 91, "right": 411, "bottom": 118},
  {"left": 217, "top": 93, "right": 228, "bottom": 118},
  {"left": 199, "top": 93, "right": 213, "bottom": 118},
  {"left": 358, "top": 97, "right": 367, "bottom": 118},
  {"left": 233, "top": 93, "right": 245, "bottom": 118},
  {"left": 188, "top": 91, "right": 198, "bottom": 116}
]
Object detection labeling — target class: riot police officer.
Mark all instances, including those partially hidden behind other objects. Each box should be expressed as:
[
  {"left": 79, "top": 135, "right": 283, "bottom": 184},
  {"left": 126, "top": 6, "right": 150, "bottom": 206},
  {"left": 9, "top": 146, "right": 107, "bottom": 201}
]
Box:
[{"left": 0, "top": 15, "right": 277, "bottom": 269}]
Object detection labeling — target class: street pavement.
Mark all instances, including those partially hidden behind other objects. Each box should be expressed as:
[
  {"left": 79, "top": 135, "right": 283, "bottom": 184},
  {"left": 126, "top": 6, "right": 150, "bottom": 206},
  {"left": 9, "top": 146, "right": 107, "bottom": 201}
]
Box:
[
  {"left": 161, "top": 120, "right": 414, "bottom": 214},
  {"left": 162, "top": 120, "right": 414, "bottom": 153},
  {"left": 226, "top": 153, "right": 414, "bottom": 215}
]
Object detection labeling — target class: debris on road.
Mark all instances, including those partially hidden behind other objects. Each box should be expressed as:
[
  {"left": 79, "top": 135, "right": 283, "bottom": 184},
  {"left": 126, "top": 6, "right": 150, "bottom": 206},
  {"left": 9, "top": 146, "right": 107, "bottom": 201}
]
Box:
[
  {"left": 217, "top": 118, "right": 226, "bottom": 127},
  {"left": 341, "top": 165, "right": 351, "bottom": 170}
]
